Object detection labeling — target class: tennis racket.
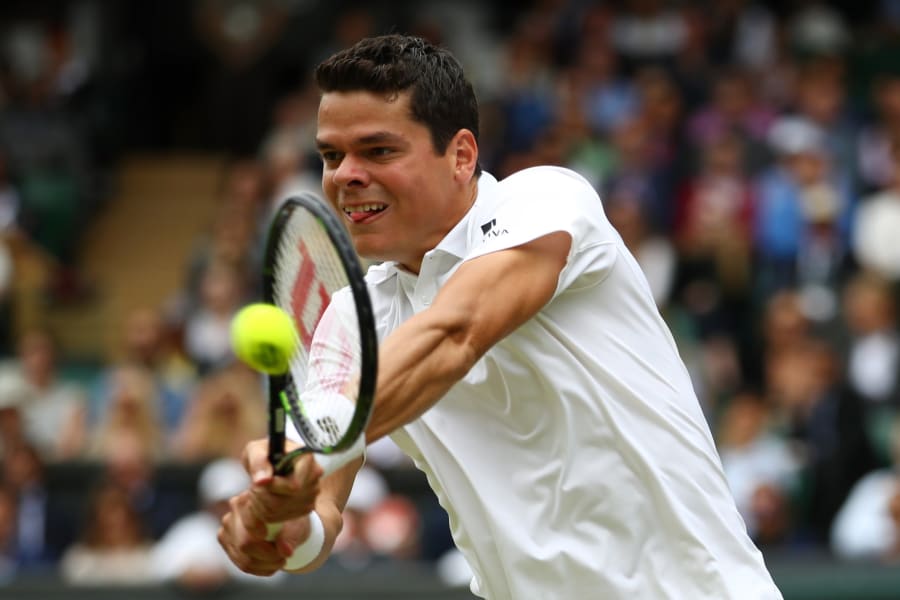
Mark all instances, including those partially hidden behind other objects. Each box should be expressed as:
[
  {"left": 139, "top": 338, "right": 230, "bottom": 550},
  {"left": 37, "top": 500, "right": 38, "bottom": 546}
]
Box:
[{"left": 262, "top": 191, "right": 377, "bottom": 493}]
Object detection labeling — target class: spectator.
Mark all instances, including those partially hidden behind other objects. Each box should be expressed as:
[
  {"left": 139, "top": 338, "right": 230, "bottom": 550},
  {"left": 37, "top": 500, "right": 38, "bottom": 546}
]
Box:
[
  {"left": 150, "top": 457, "right": 282, "bottom": 589},
  {"left": 492, "top": 13, "right": 558, "bottom": 161},
  {"left": 831, "top": 418, "right": 900, "bottom": 562},
  {"left": 261, "top": 126, "right": 322, "bottom": 217},
  {"left": 754, "top": 117, "right": 854, "bottom": 312},
  {"left": 685, "top": 67, "right": 777, "bottom": 173},
  {"left": 192, "top": 0, "right": 292, "bottom": 155},
  {"left": 0, "top": 17, "right": 99, "bottom": 304},
  {"left": 602, "top": 115, "right": 670, "bottom": 233},
  {"left": 120, "top": 306, "right": 196, "bottom": 431},
  {"left": 0, "top": 153, "right": 22, "bottom": 235},
  {"left": 258, "top": 84, "right": 322, "bottom": 209},
  {"left": 792, "top": 59, "right": 859, "bottom": 184},
  {"left": 717, "top": 390, "right": 800, "bottom": 547},
  {"left": 182, "top": 259, "right": 249, "bottom": 374},
  {"left": 572, "top": 36, "right": 638, "bottom": 139},
  {"left": 704, "top": 0, "right": 778, "bottom": 72},
  {"left": 86, "top": 364, "right": 165, "bottom": 462},
  {"left": 744, "top": 288, "right": 814, "bottom": 387},
  {"left": 852, "top": 143, "right": 900, "bottom": 281},
  {"left": 168, "top": 161, "right": 262, "bottom": 347},
  {"left": 332, "top": 465, "right": 427, "bottom": 568},
  {"left": 856, "top": 72, "right": 900, "bottom": 193},
  {"left": 171, "top": 364, "right": 266, "bottom": 462},
  {"left": 673, "top": 132, "right": 755, "bottom": 323},
  {"left": 605, "top": 185, "right": 676, "bottom": 309},
  {"left": 0, "top": 154, "right": 20, "bottom": 355},
  {"left": 363, "top": 494, "right": 422, "bottom": 562},
  {"left": 91, "top": 307, "right": 196, "bottom": 438},
  {"left": 59, "top": 480, "right": 156, "bottom": 585},
  {"left": 766, "top": 337, "right": 875, "bottom": 543},
  {"left": 609, "top": 0, "right": 689, "bottom": 71},
  {"left": 761, "top": 289, "right": 813, "bottom": 354},
  {"left": 1, "top": 443, "right": 76, "bottom": 569},
  {"left": 0, "top": 485, "right": 18, "bottom": 583},
  {"left": 787, "top": 2, "right": 851, "bottom": 58},
  {"left": 633, "top": 66, "right": 688, "bottom": 228},
  {"left": 0, "top": 329, "right": 87, "bottom": 461},
  {"left": 98, "top": 429, "right": 193, "bottom": 541},
  {"left": 0, "top": 376, "right": 27, "bottom": 458},
  {"left": 839, "top": 272, "right": 900, "bottom": 462}
]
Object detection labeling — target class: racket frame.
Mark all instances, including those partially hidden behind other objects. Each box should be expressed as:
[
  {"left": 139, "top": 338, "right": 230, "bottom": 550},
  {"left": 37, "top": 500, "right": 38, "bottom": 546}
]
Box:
[{"left": 262, "top": 193, "right": 377, "bottom": 475}]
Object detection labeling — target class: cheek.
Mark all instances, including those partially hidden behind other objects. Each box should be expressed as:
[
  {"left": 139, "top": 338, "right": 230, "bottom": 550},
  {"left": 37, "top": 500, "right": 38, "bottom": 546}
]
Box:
[{"left": 321, "top": 171, "right": 335, "bottom": 196}]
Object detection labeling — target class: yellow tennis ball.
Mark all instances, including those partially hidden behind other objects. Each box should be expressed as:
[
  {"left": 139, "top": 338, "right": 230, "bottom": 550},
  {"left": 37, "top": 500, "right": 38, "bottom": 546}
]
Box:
[{"left": 231, "top": 303, "right": 298, "bottom": 375}]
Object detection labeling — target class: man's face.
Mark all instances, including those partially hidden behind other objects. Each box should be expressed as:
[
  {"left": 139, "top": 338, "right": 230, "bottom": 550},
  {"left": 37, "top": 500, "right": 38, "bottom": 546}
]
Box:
[{"left": 316, "top": 90, "right": 467, "bottom": 272}]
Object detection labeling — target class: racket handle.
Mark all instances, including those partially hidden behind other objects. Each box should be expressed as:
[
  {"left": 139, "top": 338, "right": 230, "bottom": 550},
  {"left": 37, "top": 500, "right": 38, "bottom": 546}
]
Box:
[{"left": 266, "top": 512, "right": 325, "bottom": 570}]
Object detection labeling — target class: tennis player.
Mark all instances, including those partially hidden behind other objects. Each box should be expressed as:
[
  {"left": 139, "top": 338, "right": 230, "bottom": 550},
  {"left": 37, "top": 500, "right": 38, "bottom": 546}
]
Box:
[{"left": 218, "top": 34, "right": 783, "bottom": 599}]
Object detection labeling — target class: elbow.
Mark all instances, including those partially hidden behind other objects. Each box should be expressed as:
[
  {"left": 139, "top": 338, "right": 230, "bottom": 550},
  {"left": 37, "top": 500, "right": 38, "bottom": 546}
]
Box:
[
  {"left": 449, "top": 337, "right": 481, "bottom": 381},
  {"left": 442, "top": 313, "right": 487, "bottom": 381}
]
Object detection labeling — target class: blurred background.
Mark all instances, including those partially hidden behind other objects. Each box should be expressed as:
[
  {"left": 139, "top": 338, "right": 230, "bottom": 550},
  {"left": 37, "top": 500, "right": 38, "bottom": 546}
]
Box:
[{"left": 0, "top": 0, "right": 898, "bottom": 598}]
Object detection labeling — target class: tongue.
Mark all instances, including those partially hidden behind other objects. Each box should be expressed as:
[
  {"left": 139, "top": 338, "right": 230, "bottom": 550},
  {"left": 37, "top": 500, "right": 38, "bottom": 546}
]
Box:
[{"left": 348, "top": 208, "right": 385, "bottom": 223}]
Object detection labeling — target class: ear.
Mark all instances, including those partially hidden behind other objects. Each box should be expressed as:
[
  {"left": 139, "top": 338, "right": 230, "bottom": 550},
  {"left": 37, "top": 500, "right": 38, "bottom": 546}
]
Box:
[{"left": 450, "top": 129, "right": 479, "bottom": 183}]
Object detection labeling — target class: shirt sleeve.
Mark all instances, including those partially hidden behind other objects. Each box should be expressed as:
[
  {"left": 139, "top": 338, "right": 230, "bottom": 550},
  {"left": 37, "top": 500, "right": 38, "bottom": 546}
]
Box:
[{"left": 463, "top": 167, "right": 619, "bottom": 297}]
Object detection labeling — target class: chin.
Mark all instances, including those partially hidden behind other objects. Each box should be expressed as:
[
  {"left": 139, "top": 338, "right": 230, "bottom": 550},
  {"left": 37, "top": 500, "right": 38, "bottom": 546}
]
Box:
[{"left": 353, "top": 240, "right": 391, "bottom": 263}]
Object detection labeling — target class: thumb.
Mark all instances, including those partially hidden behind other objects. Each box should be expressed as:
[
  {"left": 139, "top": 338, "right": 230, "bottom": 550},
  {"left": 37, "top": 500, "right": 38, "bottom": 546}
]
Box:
[{"left": 291, "top": 453, "right": 324, "bottom": 487}]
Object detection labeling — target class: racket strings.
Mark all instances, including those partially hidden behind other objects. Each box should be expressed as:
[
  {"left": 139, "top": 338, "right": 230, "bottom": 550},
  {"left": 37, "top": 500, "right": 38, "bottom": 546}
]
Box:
[
  {"left": 282, "top": 383, "right": 356, "bottom": 449},
  {"left": 272, "top": 208, "right": 364, "bottom": 452}
]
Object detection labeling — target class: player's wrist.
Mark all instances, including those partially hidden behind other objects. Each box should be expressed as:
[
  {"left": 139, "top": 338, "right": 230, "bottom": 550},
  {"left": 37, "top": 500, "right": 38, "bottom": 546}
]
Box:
[{"left": 282, "top": 511, "right": 326, "bottom": 571}]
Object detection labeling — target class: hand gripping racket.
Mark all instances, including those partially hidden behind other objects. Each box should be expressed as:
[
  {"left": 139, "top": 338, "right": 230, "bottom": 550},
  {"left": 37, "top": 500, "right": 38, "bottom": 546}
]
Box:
[{"left": 261, "top": 193, "right": 377, "bottom": 557}]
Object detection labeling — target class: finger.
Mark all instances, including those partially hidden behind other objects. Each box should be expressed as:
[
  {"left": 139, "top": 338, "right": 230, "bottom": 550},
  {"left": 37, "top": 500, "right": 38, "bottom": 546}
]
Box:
[
  {"left": 248, "top": 477, "right": 321, "bottom": 523},
  {"left": 223, "top": 540, "right": 284, "bottom": 576},
  {"left": 274, "top": 515, "right": 313, "bottom": 558},
  {"left": 231, "top": 491, "right": 274, "bottom": 538},
  {"left": 249, "top": 453, "right": 321, "bottom": 509},
  {"left": 268, "top": 453, "right": 323, "bottom": 496},
  {"left": 218, "top": 506, "right": 285, "bottom": 576},
  {"left": 242, "top": 439, "right": 274, "bottom": 485}
]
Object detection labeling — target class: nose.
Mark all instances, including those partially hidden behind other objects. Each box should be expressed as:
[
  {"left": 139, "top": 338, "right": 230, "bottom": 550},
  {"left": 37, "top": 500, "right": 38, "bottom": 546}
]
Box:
[{"left": 331, "top": 154, "right": 369, "bottom": 188}]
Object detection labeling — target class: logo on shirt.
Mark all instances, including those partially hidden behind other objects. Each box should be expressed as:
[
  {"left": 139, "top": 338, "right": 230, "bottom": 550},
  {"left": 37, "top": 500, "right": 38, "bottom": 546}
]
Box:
[{"left": 480, "top": 218, "right": 508, "bottom": 239}]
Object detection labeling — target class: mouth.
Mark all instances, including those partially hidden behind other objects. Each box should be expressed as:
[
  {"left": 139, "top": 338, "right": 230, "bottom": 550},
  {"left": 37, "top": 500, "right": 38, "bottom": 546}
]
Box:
[{"left": 342, "top": 203, "right": 387, "bottom": 224}]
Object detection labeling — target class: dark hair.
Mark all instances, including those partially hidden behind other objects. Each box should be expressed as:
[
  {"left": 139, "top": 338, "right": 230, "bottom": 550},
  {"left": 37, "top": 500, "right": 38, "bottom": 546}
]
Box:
[{"left": 315, "top": 34, "right": 481, "bottom": 174}]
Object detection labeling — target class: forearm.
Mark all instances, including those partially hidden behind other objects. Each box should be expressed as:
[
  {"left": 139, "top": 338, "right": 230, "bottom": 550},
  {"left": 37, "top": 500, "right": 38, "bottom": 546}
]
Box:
[
  {"left": 366, "top": 306, "right": 478, "bottom": 442},
  {"left": 364, "top": 232, "right": 569, "bottom": 442}
]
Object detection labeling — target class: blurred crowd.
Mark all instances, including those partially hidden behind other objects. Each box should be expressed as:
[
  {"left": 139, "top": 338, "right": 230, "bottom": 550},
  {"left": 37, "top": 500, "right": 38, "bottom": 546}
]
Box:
[{"left": 0, "top": 0, "right": 898, "bottom": 591}]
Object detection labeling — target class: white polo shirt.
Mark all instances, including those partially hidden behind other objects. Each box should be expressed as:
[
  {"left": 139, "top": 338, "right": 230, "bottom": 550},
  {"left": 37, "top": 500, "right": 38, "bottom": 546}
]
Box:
[{"left": 362, "top": 167, "right": 782, "bottom": 599}]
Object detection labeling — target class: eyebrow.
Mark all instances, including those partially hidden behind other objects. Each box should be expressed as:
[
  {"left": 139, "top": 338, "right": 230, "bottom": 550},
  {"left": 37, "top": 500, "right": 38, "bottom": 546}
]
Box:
[{"left": 315, "top": 131, "right": 407, "bottom": 150}]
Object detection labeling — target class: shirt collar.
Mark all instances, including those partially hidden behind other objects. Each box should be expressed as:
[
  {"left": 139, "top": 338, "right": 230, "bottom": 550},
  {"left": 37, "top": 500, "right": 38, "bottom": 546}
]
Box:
[
  {"left": 429, "top": 171, "right": 498, "bottom": 260},
  {"left": 378, "top": 172, "right": 499, "bottom": 280}
]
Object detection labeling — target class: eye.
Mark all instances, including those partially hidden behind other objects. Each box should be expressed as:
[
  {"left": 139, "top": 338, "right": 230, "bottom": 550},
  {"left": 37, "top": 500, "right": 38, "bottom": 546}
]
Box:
[
  {"left": 368, "top": 147, "right": 393, "bottom": 158},
  {"left": 320, "top": 151, "right": 342, "bottom": 165}
]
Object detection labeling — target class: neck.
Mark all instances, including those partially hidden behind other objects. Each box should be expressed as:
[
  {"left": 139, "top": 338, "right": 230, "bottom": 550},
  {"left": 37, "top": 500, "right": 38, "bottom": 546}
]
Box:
[{"left": 401, "top": 175, "right": 480, "bottom": 274}]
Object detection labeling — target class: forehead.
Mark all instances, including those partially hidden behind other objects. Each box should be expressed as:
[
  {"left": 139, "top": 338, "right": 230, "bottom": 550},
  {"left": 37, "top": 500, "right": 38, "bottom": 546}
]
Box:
[{"left": 317, "top": 90, "right": 417, "bottom": 139}]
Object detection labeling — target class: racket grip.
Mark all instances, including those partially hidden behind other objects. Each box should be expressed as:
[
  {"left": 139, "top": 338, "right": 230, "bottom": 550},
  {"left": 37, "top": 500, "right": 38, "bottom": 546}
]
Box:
[{"left": 266, "top": 512, "right": 325, "bottom": 570}]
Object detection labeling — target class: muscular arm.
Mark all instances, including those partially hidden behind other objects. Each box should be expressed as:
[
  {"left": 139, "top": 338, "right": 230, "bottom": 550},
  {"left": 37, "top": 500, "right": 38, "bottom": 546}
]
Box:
[
  {"left": 221, "top": 231, "right": 569, "bottom": 575},
  {"left": 273, "top": 231, "right": 569, "bottom": 568},
  {"left": 366, "top": 231, "right": 571, "bottom": 442}
]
